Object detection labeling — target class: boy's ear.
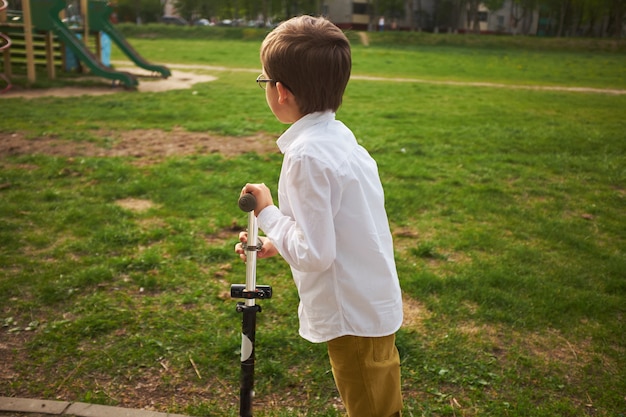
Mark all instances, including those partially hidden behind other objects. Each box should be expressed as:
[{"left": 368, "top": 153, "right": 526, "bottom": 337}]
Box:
[{"left": 276, "top": 82, "right": 293, "bottom": 104}]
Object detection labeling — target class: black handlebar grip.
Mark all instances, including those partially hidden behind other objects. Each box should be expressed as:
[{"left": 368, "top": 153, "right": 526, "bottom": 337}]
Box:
[{"left": 238, "top": 193, "right": 257, "bottom": 212}]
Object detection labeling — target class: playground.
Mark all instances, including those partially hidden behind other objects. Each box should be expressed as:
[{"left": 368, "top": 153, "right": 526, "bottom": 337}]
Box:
[{"left": 0, "top": 0, "right": 170, "bottom": 92}]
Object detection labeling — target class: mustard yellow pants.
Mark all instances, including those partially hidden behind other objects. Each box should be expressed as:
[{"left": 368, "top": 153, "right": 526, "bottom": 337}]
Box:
[{"left": 327, "top": 334, "right": 403, "bottom": 417}]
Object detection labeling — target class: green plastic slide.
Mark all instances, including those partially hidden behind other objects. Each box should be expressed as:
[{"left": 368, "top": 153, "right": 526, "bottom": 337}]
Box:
[
  {"left": 30, "top": 0, "right": 138, "bottom": 88},
  {"left": 88, "top": 0, "right": 171, "bottom": 78}
]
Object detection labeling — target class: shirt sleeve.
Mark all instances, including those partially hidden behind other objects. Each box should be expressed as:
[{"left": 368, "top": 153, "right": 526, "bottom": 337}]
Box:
[{"left": 257, "top": 153, "right": 337, "bottom": 273}]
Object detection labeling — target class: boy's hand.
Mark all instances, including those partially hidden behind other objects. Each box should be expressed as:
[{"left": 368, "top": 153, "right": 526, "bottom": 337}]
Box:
[
  {"left": 235, "top": 232, "right": 278, "bottom": 262},
  {"left": 240, "top": 183, "right": 273, "bottom": 217}
]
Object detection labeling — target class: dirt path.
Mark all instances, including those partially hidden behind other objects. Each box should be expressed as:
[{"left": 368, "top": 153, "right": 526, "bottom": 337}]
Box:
[
  {"left": 1, "top": 60, "right": 624, "bottom": 98},
  {"left": 351, "top": 74, "right": 626, "bottom": 95},
  {"left": 0, "top": 67, "right": 219, "bottom": 99}
]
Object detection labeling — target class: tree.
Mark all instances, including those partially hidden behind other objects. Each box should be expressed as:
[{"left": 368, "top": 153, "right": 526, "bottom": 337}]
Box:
[
  {"left": 508, "top": 0, "right": 538, "bottom": 34},
  {"left": 439, "top": 0, "right": 465, "bottom": 32},
  {"left": 115, "top": 0, "right": 162, "bottom": 23},
  {"left": 466, "top": 0, "right": 480, "bottom": 32},
  {"left": 607, "top": 0, "right": 624, "bottom": 36},
  {"left": 483, "top": 0, "right": 505, "bottom": 28},
  {"left": 173, "top": 0, "right": 199, "bottom": 22},
  {"left": 405, "top": 0, "right": 419, "bottom": 31}
]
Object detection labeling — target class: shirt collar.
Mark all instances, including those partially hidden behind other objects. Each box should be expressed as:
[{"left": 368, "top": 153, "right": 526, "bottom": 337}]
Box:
[{"left": 277, "top": 111, "right": 336, "bottom": 154}]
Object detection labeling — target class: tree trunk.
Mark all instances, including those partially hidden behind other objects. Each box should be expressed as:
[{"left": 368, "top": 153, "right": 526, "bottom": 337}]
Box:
[
  {"left": 600, "top": 15, "right": 609, "bottom": 37},
  {"left": 416, "top": 0, "right": 423, "bottom": 31},
  {"left": 406, "top": 0, "right": 415, "bottom": 31},
  {"left": 612, "top": 0, "right": 624, "bottom": 37},
  {"left": 557, "top": 0, "right": 568, "bottom": 37},
  {"left": 522, "top": 8, "right": 530, "bottom": 35}
]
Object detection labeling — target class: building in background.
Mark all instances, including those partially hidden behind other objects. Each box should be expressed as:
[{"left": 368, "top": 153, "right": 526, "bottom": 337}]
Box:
[
  {"left": 162, "top": 0, "right": 176, "bottom": 17},
  {"left": 322, "top": 0, "right": 539, "bottom": 35}
]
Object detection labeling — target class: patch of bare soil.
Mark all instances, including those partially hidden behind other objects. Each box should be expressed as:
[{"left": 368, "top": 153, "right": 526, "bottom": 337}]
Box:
[
  {"left": 0, "top": 68, "right": 218, "bottom": 99},
  {"left": 0, "top": 332, "right": 30, "bottom": 383},
  {"left": 0, "top": 129, "right": 279, "bottom": 165}
]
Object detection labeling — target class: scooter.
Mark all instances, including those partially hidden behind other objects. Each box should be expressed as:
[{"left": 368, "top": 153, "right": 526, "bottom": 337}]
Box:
[{"left": 230, "top": 193, "right": 272, "bottom": 417}]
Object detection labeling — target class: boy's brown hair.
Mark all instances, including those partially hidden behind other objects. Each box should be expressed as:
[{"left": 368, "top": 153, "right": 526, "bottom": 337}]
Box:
[{"left": 260, "top": 15, "right": 351, "bottom": 115}]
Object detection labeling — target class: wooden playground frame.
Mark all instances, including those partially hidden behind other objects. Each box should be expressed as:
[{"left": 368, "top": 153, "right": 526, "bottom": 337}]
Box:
[{"left": 1, "top": 0, "right": 95, "bottom": 87}]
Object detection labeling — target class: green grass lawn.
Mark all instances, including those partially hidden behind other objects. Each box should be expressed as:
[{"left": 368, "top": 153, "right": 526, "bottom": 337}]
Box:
[
  {"left": 1, "top": 31, "right": 625, "bottom": 416},
  {"left": 107, "top": 33, "right": 626, "bottom": 89}
]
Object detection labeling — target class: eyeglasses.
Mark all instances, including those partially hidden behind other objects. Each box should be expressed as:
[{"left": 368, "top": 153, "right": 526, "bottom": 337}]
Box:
[
  {"left": 256, "top": 74, "right": 276, "bottom": 90},
  {"left": 256, "top": 74, "right": 292, "bottom": 92}
]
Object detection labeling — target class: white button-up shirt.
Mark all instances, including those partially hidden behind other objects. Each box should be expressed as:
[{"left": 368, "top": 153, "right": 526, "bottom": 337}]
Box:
[{"left": 258, "top": 111, "right": 403, "bottom": 343}]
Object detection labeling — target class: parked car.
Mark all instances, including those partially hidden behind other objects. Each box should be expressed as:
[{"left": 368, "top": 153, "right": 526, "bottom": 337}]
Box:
[
  {"left": 160, "top": 16, "right": 188, "bottom": 25},
  {"left": 193, "top": 18, "right": 212, "bottom": 26}
]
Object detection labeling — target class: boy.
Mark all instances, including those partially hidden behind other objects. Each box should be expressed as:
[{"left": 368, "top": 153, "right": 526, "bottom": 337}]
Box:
[{"left": 235, "top": 15, "right": 403, "bottom": 417}]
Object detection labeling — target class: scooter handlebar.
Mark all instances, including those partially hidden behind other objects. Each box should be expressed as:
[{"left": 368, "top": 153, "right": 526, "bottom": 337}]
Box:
[{"left": 238, "top": 193, "right": 257, "bottom": 213}]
